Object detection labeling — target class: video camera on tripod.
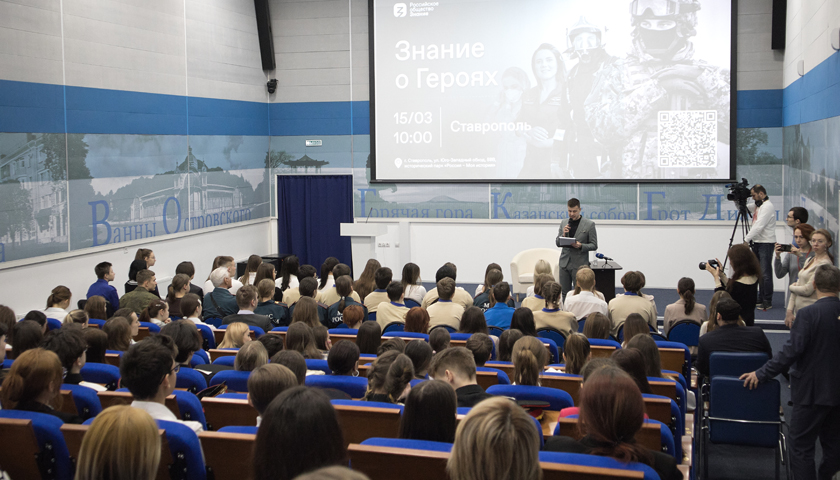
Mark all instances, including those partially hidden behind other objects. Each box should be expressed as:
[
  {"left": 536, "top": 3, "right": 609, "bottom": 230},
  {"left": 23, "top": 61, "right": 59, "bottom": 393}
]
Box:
[{"left": 726, "top": 178, "right": 752, "bottom": 207}]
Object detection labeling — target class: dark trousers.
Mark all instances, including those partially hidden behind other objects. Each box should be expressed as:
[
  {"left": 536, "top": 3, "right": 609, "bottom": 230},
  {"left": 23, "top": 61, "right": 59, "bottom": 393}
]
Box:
[
  {"left": 789, "top": 403, "right": 840, "bottom": 480},
  {"left": 752, "top": 242, "right": 775, "bottom": 304}
]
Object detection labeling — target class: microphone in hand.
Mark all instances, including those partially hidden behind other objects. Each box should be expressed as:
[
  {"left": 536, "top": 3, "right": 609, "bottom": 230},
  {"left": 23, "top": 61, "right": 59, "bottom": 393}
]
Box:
[{"left": 595, "top": 253, "right": 613, "bottom": 261}]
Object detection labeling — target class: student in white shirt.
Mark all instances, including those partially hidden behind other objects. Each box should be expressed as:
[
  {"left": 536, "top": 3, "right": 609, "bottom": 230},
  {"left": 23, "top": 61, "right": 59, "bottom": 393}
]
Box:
[
  {"left": 122, "top": 335, "right": 204, "bottom": 434},
  {"left": 400, "top": 262, "right": 427, "bottom": 305},
  {"left": 180, "top": 293, "right": 216, "bottom": 330},
  {"left": 317, "top": 257, "right": 340, "bottom": 293},
  {"left": 524, "top": 259, "right": 553, "bottom": 298},
  {"left": 43, "top": 285, "right": 72, "bottom": 322},
  {"left": 563, "top": 267, "right": 609, "bottom": 320}
]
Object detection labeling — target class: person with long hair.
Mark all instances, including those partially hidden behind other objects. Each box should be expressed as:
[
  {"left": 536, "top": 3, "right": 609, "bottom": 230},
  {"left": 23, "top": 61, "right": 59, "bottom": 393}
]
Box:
[
  {"left": 562, "top": 333, "right": 590, "bottom": 375},
  {"left": 291, "top": 296, "right": 323, "bottom": 329},
  {"left": 318, "top": 257, "right": 340, "bottom": 292},
  {"left": 356, "top": 321, "right": 382, "bottom": 355},
  {"left": 474, "top": 268, "right": 512, "bottom": 311},
  {"left": 218, "top": 322, "right": 252, "bottom": 349},
  {"left": 447, "top": 397, "right": 541, "bottom": 480},
  {"left": 326, "top": 275, "right": 367, "bottom": 329},
  {"left": 663, "top": 277, "right": 706, "bottom": 335},
  {"left": 239, "top": 254, "right": 264, "bottom": 286},
  {"left": 84, "top": 295, "right": 108, "bottom": 321},
  {"left": 626, "top": 334, "right": 664, "bottom": 378},
  {"left": 565, "top": 267, "right": 609, "bottom": 320},
  {"left": 509, "top": 307, "right": 537, "bottom": 336},
  {"left": 511, "top": 336, "right": 549, "bottom": 386},
  {"left": 621, "top": 313, "right": 650, "bottom": 347},
  {"left": 277, "top": 255, "right": 300, "bottom": 293},
  {"left": 400, "top": 262, "right": 426, "bottom": 304},
  {"left": 104, "top": 316, "right": 134, "bottom": 351},
  {"left": 581, "top": 312, "right": 611, "bottom": 339},
  {"left": 533, "top": 281, "right": 578, "bottom": 336},
  {"left": 253, "top": 387, "right": 345, "bottom": 480},
  {"left": 65, "top": 309, "right": 89, "bottom": 328},
  {"left": 363, "top": 351, "right": 414, "bottom": 403},
  {"left": 253, "top": 263, "right": 282, "bottom": 302},
  {"left": 525, "top": 260, "right": 553, "bottom": 297},
  {"left": 786, "top": 229, "right": 835, "bottom": 327},
  {"left": 474, "top": 263, "right": 504, "bottom": 297},
  {"left": 706, "top": 243, "right": 760, "bottom": 325},
  {"left": 775, "top": 223, "right": 815, "bottom": 301},
  {"left": 327, "top": 340, "right": 360, "bottom": 376},
  {"left": 285, "top": 322, "right": 322, "bottom": 359},
  {"left": 405, "top": 306, "right": 431, "bottom": 334},
  {"left": 609, "top": 271, "right": 657, "bottom": 333},
  {"left": 459, "top": 306, "right": 489, "bottom": 335},
  {"left": 0, "top": 348, "right": 83, "bottom": 423},
  {"left": 44, "top": 285, "right": 72, "bottom": 322},
  {"left": 520, "top": 272, "right": 555, "bottom": 312},
  {"left": 497, "top": 329, "right": 523, "bottom": 362},
  {"left": 543, "top": 368, "right": 681, "bottom": 480},
  {"left": 700, "top": 290, "right": 736, "bottom": 335},
  {"left": 11, "top": 320, "right": 43, "bottom": 359},
  {"left": 83, "top": 328, "right": 109, "bottom": 364},
  {"left": 139, "top": 299, "right": 171, "bottom": 327},
  {"left": 160, "top": 321, "right": 202, "bottom": 368},
  {"left": 75, "top": 405, "right": 161, "bottom": 480},
  {"left": 610, "top": 348, "right": 652, "bottom": 394},
  {"left": 355, "top": 259, "right": 382, "bottom": 305},
  {"left": 235, "top": 341, "right": 268, "bottom": 372},
  {"left": 166, "top": 273, "right": 191, "bottom": 318},
  {"left": 405, "top": 340, "right": 433, "bottom": 379},
  {"left": 399, "top": 380, "right": 457, "bottom": 443}
]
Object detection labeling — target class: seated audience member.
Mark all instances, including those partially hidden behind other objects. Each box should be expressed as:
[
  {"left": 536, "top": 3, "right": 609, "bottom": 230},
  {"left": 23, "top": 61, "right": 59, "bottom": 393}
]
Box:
[
  {"left": 83, "top": 328, "right": 108, "bottom": 364},
  {"left": 525, "top": 260, "right": 553, "bottom": 297},
  {"left": 377, "top": 337, "right": 406, "bottom": 356},
  {"left": 428, "top": 278, "right": 465, "bottom": 330},
  {"left": 401, "top": 262, "right": 427, "bottom": 305},
  {"left": 12, "top": 320, "right": 44, "bottom": 359},
  {"left": 120, "top": 270, "right": 160, "bottom": 316},
  {"left": 247, "top": 363, "right": 298, "bottom": 426},
  {"left": 447, "top": 397, "right": 541, "bottom": 480},
  {"left": 533, "top": 282, "right": 578, "bottom": 336},
  {"left": 400, "top": 379, "right": 457, "bottom": 443},
  {"left": 363, "top": 267, "right": 392, "bottom": 313},
  {"left": 621, "top": 313, "right": 650, "bottom": 347},
  {"left": 24, "top": 310, "right": 48, "bottom": 334},
  {"left": 65, "top": 309, "right": 89, "bottom": 328},
  {"left": 609, "top": 271, "right": 657, "bottom": 334},
  {"left": 473, "top": 268, "right": 504, "bottom": 311},
  {"left": 0, "top": 305, "right": 15, "bottom": 348},
  {"left": 340, "top": 304, "right": 365, "bottom": 330},
  {"left": 139, "top": 299, "right": 171, "bottom": 328},
  {"left": 40, "top": 328, "right": 105, "bottom": 391},
  {"left": 254, "top": 263, "right": 283, "bottom": 302},
  {"left": 282, "top": 264, "right": 318, "bottom": 306},
  {"left": 75, "top": 405, "right": 160, "bottom": 480},
  {"left": 356, "top": 321, "right": 382, "bottom": 355},
  {"left": 291, "top": 296, "right": 326, "bottom": 329},
  {"left": 276, "top": 255, "right": 300, "bottom": 292},
  {"left": 327, "top": 276, "right": 367, "bottom": 329},
  {"left": 121, "top": 335, "right": 204, "bottom": 433},
  {"left": 466, "top": 333, "right": 494, "bottom": 367},
  {"left": 84, "top": 296, "right": 108, "bottom": 322},
  {"left": 429, "top": 327, "right": 451, "bottom": 354},
  {"left": 512, "top": 336, "right": 549, "bottom": 386},
  {"left": 663, "top": 277, "right": 707, "bottom": 335},
  {"left": 255, "top": 279, "right": 290, "bottom": 327},
  {"left": 44, "top": 285, "right": 72, "bottom": 322},
  {"left": 0, "top": 323, "right": 7, "bottom": 381},
  {"left": 558, "top": 358, "right": 614, "bottom": 418},
  {"left": 405, "top": 340, "right": 433, "bottom": 379},
  {"left": 510, "top": 308, "right": 537, "bottom": 336},
  {"left": 421, "top": 263, "right": 474, "bottom": 310},
  {"left": 700, "top": 290, "right": 735, "bottom": 336},
  {"left": 404, "top": 306, "right": 430, "bottom": 333},
  {"left": 0, "top": 348, "right": 83, "bottom": 423},
  {"left": 285, "top": 323, "right": 322, "bottom": 359},
  {"left": 581, "top": 312, "right": 612, "bottom": 339},
  {"left": 319, "top": 264, "right": 361, "bottom": 306},
  {"left": 313, "top": 325, "right": 330, "bottom": 353},
  {"left": 166, "top": 274, "right": 191, "bottom": 319},
  {"left": 521, "top": 272, "right": 556, "bottom": 312},
  {"left": 222, "top": 285, "right": 272, "bottom": 332},
  {"left": 113, "top": 307, "right": 139, "bottom": 323},
  {"left": 218, "top": 321, "right": 252, "bottom": 349},
  {"left": 497, "top": 329, "right": 524, "bottom": 362},
  {"left": 562, "top": 333, "right": 591, "bottom": 375},
  {"left": 625, "top": 334, "right": 665, "bottom": 379},
  {"left": 160, "top": 321, "right": 202, "bottom": 368},
  {"left": 363, "top": 351, "right": 414, "bottom": 403},
  {"left": 239, "top": 254, "right": 263, "bottom": 286},
  {"left": 289, "top": 278, "right": 329, "bottom": 327},
  {"left": 375, "top": 281, "right": 410, "bottom": 330},
  {"left": 610, "top": 348, "right": 653, "bottom": 394},
  {"left": 179, "top": 293, "right": 211, "bottom": 328},
  {"left": 327, "top": 340, "right": 360, "bottom": 376},
  {"left": 543, "top": 368, "right": 681, "bottom": 480},
  {"left": 695, "top": 297, "right": 773, "bottom": 378},
  {"left": 253, "top": 387, "right": 346, "bottom": 480},
  {"left": 125, "top": 258, "right": 146, "bottom": 295},
  {"left": 176, "top": 261, "right": 204, "bottom": 298},
  {"left": 430, "top": 346, "right": 492, "bottom": 407},
  {"left": 203, "top": 267, "right": 239, "bottom": 320},
  {"left": 87, "top": 262, "right": 120, "bottom": 313},
  {"left": 235, "top": 341, "right": 268, "bottom": 371},
  {"left": 271, "top": 350, "right": 307, "bottom": 385},
  {"left": 202, "top": 256, "right": 244, "bottom": 296},
  {"left": 257, "top": 333, "right": 285, "bottom": 359},
  {"left": 353, "top": 259, "right": 381, "bottom": 303},
  {"left": 474, "top": 263, "right": 502, "bottom": 297},
  {"left": 459, "top": 307, "right": 489, "bottom": 335},
  {"left": 564, "top": 267, "right": 609, "bottom": 320},
  {"left": 484, "top": 282, "right": 516, "bottom": 329}
]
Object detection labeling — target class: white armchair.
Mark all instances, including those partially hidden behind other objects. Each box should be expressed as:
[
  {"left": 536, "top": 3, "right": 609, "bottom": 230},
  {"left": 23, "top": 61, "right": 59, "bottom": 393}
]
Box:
[{"left": 510, "top": 248, "right": 560, "bottom": 300}]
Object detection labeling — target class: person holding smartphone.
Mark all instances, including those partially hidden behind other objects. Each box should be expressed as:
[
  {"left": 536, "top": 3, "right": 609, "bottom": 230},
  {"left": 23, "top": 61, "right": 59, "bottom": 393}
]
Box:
[{"left": 775, "top": 224, "right": 815, "bottom": 305}]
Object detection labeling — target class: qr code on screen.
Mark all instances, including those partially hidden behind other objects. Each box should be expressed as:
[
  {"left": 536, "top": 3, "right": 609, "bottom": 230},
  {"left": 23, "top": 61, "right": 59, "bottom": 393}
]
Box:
[{"left": 658, "top": 110, "right": 717, "bottom": 168}]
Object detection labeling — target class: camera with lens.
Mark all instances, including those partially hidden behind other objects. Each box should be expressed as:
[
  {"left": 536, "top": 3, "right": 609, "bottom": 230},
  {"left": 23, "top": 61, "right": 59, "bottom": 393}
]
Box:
[
  {"left": 726, "top": 178, "right": 751, "bottom": 205},
  {"left": 699, "top": 259, "right": 719, "bottom": 270}
]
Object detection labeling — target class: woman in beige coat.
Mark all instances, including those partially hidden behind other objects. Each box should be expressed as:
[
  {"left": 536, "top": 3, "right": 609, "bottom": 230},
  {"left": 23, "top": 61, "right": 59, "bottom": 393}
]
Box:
[{"left": 786, "top": 229, "right": 834, "bottom": 327}]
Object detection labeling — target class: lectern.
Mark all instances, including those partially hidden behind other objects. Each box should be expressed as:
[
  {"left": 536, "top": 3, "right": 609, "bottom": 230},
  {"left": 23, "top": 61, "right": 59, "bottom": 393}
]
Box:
[
  {"left": 340, "top": 223, "right": 388, "bottom": 272},
  {"left": 589, "top": 259, "right": 623, "bottom": 303}
]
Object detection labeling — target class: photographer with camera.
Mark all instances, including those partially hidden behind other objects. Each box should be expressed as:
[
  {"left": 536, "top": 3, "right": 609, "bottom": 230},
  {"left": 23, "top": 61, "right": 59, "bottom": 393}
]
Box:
[
  {"left": 775, "top": 224, "right": 815, "bottom": 304},
  {"left": 704, "top": 244, "right": 760, "bottom": 326},
  {"left": 743, "top": 185, "right": 776, "bottom": 310}
]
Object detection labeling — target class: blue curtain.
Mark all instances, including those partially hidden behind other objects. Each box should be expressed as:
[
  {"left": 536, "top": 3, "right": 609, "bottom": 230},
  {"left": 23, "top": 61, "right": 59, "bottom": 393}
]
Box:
[{"left": 277, "top": 175, "right": 353, "bottom": 270}]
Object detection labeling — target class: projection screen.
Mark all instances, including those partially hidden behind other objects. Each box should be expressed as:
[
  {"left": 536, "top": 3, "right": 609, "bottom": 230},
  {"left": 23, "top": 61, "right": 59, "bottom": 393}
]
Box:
[{"left": 369, "top": 0, "right": 734, "bottom": 182}]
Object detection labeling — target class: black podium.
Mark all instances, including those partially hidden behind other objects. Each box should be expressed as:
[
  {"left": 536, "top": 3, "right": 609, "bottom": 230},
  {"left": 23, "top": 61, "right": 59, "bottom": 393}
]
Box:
[{"left": 589, "top": 259, "right": 623, "bottom": 303}]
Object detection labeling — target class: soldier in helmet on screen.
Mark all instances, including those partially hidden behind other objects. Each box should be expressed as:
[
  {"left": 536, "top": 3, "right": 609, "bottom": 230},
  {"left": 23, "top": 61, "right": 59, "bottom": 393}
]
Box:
[
  {"left": 565, "top": 17, "right": 617, "bottom": 179},
  {"left": 584, "top": 0, "right": 730, "bottom": 179}
]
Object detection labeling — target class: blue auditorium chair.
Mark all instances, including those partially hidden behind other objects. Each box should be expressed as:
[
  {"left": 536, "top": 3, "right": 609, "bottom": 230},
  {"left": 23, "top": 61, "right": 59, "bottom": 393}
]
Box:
[
  {"left": 61, "top": 383, "right": 103, "bottom": 420},
  {"left": 537, "top": 327, "right": 567, "bottom": 351},
  {"left": 305, "top": 358, "right": 332, "bottom": 374},
  {"left": 218, "top": 425, "right": 258, "bottom": 434},
  {"left": 383, "top": 331, "right": 428, "bottom": 341},
  {"left": 382, "top": 322, "right": 405, "bottom": 333},
  {"left": 210, "top": 370, "right": 250, "bottom": 392},
  {"left": 0, "top": 410, "right": 73, "bottom": 480},
  {"left": 157, "top": 419, "right": 207, "bottom": 480},
  {"left": 176, "top": 367, "right": 208, "bottom": 393},
  {"left": 538, "top": 451, "right": 660, "bottom": 480},
  {"left": 485, "top": 384, "right": 573, "bottom": 411},
  {"left": 306, "top": 375, "right": 368, "bottom": 398},
  {"left": 80, "top": 362, "right": 120, "bottom": 389}
]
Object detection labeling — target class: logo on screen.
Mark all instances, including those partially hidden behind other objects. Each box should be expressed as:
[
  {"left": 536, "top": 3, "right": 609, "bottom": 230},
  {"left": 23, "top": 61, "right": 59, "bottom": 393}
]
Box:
[
  {"left": 394, "top": 3, "right": 407, "bottom": 17},
  {"left": 395, "top": 158, "right": 403, "bottom": 168}
]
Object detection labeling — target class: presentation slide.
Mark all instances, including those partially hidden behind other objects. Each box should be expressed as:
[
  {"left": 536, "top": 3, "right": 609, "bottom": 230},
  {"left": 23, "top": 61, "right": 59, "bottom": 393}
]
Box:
[{"left": 370, "top": 0, "right": 733, "bottom": 182}]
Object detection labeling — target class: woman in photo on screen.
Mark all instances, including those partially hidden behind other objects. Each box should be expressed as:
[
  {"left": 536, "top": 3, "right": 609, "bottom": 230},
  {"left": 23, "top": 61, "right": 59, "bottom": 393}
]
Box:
[{"left": 490, "top": 66, "right": 530, "bottom": 179}]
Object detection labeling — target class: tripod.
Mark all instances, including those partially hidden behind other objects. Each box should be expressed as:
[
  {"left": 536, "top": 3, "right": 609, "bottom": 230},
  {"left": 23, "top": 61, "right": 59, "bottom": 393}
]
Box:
[{"left": 722, "top": 200, "right": 752, "bottom": 270}]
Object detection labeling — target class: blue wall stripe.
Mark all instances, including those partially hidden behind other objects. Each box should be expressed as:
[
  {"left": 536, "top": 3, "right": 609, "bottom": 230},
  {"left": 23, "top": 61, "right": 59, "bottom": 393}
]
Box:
[
  {"left": 736, "top": 88, "right": 783, "bottom": 129},
  {"left": 0, "top": 80, "right": 66, "bottom": 133},
  {"left": 65, "top": 86, "right": 188, "bottom": 135}
]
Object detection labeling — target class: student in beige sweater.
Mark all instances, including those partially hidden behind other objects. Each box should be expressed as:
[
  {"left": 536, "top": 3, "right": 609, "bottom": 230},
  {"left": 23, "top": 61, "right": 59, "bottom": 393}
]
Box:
[
  {"left": 428, "top": 278, "right": 465, "bottom": 330},
  {"left": 376, "top": 281, "right": 411, "bottom": 330},
  {"left": 609, "top": 271, "right": 657, "bottom": 335}
]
